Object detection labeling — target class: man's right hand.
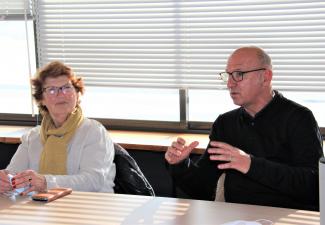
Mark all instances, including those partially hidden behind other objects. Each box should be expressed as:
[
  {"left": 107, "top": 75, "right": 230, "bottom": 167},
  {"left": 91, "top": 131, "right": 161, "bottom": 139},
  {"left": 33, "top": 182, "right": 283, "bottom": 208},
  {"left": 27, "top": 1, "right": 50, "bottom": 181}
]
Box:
[{"left": 165, "top": 137, "right": 199, "bottom": 164}]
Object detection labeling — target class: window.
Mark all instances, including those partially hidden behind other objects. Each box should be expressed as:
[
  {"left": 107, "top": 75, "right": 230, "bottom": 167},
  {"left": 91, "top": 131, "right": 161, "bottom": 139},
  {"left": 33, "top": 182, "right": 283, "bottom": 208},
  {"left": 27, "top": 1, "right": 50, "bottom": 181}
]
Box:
[
  {"left": 0, "top": 0, "right": 36, "bottom": 116},
  {"left": 2, "top": 1, "right": 325, "bottom": 134},
  {"left": 82, "top": 87, "right": 180, "bottom": 121}
]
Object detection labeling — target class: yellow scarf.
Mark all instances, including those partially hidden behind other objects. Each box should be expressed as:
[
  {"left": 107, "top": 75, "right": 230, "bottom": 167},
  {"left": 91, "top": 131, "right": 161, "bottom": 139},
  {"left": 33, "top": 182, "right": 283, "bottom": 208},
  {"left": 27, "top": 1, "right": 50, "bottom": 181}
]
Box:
[{"left": 39, "top": 106, "right": 84, "bottom": 175}]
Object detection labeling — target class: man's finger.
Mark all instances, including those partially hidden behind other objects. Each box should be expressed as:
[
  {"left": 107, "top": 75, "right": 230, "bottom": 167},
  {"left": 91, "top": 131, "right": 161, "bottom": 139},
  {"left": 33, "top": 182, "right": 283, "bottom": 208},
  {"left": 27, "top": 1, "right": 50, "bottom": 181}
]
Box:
[
  {"left": 172, "top": 141, "right": 186, "bottom": 150},
  {"left": 210, "top": 141, "right": 233, "bottom": 150},
  {"left": 168, "top": 148, "right": 182, "bottom": 157},
  {"left": 184, "top": 141, "right": 199, "bottom": 153},
  {"left": 218, "top": 162, "right": 234, "bottom": 170},
  {"left": 176, "top": 137, "right": 186, "bottom": 145},
  {"left": 165, "top": 151, "right": 180, "bottom": 164}
]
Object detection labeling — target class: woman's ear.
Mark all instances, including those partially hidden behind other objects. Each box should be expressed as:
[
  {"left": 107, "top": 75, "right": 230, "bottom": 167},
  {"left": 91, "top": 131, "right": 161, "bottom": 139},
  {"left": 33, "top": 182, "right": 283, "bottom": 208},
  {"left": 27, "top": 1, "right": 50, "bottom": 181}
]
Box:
[{"left": 76, "top": 92, "right": 82, "bottom": 105}]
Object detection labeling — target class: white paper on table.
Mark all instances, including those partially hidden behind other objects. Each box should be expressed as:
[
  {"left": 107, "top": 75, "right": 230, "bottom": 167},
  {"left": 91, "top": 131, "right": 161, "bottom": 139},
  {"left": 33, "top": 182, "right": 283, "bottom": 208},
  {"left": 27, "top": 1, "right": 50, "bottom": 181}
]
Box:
[{"left": 221, "top": 219, "right": 273, "bottom": 225}]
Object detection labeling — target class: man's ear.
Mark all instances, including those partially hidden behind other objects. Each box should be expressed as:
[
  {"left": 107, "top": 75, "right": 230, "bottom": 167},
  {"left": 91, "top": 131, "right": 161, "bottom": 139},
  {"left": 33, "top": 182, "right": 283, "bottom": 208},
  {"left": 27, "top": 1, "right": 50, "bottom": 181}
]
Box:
[{"left": 263, "top": 69, "right": 273, "bottom": 84}]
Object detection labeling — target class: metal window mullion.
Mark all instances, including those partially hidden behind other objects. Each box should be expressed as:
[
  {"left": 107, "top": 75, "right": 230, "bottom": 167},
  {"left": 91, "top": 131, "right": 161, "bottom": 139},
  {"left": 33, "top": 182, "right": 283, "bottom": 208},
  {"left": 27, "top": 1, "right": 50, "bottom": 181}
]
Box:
[{"left": 179, "top": 88, "right": 188, "bottom": 129}]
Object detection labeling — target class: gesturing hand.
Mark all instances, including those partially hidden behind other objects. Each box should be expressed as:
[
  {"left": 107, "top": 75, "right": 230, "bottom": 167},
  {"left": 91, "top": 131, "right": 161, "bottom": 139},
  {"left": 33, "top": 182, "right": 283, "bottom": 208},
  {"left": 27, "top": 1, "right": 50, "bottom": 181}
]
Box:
[
  {"left": 165, "top": 137, "right": 199, "bottom": 165},
  {"left": 208, "top": 141, "right": 251, "bottom": 174}
]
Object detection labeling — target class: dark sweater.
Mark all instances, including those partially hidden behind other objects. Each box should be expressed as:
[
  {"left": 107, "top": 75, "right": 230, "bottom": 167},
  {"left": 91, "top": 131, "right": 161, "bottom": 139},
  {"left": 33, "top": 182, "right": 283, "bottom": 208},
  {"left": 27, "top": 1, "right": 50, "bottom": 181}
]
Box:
[{"left": 169, "top": 91, "right": 323, "bottom": 210}]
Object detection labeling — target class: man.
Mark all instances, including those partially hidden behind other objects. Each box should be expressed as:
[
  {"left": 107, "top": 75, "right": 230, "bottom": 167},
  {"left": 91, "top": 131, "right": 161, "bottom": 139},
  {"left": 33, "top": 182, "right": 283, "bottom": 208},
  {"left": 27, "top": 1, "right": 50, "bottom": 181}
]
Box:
[{"left": 165, "top": 46, "right": 323, "bottom": 210}]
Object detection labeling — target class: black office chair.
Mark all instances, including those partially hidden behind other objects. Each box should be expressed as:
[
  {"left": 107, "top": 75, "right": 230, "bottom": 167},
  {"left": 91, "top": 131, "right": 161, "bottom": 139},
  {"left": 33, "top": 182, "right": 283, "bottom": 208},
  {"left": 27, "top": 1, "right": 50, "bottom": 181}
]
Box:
[{"left": 113, "top": 143, "right": 155, "bottom": 196}]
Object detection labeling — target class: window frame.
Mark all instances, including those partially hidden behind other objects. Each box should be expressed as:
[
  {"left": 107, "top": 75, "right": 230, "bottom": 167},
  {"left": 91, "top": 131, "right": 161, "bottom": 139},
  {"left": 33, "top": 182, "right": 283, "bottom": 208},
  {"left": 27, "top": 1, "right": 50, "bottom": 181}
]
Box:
[
  {"left": 0, "top": 1, "right": 324, "bottom": 139},
  {"left": 0, "top": 105, "right": 323, "bottom": 138}
]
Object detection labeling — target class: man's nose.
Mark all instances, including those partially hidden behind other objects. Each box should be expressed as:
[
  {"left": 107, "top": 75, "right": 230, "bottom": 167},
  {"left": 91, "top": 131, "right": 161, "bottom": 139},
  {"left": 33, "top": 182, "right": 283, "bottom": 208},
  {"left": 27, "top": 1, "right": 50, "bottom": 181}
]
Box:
[{"left": 227, "top": 77, "right": 236, "bottom": 88}]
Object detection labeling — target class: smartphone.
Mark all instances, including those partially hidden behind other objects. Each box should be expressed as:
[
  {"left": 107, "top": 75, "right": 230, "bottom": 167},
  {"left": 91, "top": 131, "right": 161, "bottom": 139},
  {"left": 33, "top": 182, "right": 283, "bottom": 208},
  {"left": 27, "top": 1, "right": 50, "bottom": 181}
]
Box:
[{"left": 32, "top": 188, "right": 72, "bottom": 202}]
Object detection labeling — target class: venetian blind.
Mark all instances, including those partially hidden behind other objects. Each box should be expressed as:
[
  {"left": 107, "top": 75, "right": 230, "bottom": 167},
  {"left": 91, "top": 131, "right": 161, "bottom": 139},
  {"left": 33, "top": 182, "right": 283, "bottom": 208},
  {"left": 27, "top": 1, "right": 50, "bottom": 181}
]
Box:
[
  {"left": 34, "top": 0, "right": 325, "bottom": 91},
  {"left": 0, "top": 0, "right": 32, "bottom": 19}
]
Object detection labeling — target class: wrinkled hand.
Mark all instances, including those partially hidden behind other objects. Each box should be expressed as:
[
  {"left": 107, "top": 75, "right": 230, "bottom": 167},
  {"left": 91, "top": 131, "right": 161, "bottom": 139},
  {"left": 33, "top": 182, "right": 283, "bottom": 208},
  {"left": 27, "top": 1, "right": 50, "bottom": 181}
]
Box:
[
  {"left": 208, "top": 141, "right": 251, "bottom": 174},
  {"left": 165, "top": 137, "right": 199, "bottom": 165},
  {"left": 12, "top": 170, "right": 47, "bottom": 195},
  {"left": 0, "top": 170, "right": 12, "bottom": 193}
]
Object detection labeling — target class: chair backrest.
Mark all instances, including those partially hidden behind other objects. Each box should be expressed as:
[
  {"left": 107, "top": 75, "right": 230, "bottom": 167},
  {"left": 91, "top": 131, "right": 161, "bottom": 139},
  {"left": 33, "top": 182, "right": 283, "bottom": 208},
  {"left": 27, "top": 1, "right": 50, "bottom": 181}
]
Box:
[
  {"left": 113, "top": 143, "right": 155, "bottom": 196},
  {"left": 215, "top": 173, "right": 225, "bottom": 202}
]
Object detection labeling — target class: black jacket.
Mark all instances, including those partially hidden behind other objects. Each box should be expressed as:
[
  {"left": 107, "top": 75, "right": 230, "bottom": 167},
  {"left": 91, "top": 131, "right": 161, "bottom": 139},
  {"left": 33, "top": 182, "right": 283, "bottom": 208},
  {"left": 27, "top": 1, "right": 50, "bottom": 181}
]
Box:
[
  {"left": 169, "top": 91, "right": 323, "bottom": 210},
  {"left": 113, "top": 143, "right": 155, "bottom": 196}
]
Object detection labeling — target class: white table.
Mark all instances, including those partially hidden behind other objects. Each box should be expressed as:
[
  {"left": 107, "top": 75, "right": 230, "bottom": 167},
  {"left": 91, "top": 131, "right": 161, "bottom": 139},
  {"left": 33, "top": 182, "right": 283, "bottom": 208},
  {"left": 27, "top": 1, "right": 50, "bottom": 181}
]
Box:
[{"left": 0, "top": 191, "right": 320, "bottom": 225}]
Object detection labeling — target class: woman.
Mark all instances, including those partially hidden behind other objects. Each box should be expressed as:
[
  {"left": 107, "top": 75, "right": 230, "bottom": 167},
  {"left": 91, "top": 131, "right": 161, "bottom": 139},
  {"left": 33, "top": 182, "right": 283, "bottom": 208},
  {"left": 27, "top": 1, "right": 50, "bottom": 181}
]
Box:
[{"left": 0, "top": 61, "right": 115, "bottom": 195}]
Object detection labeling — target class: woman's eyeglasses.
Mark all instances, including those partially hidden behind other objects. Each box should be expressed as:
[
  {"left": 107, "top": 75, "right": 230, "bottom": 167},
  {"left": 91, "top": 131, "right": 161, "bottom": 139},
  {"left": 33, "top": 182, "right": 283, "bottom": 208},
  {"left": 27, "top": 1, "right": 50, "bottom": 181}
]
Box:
[{"left": 43, "top": 83, "right": 75, "bottom": 96}]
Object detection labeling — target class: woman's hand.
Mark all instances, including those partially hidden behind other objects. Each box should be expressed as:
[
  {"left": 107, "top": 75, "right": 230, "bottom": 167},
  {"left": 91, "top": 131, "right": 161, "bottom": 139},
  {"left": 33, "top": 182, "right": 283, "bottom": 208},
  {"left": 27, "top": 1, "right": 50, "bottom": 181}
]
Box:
[
  {"left": 0, "top": 170, "right": 12, "bottom": 193},
  {"left": 12, "top": 170, "right": 47, "bottom": 195}
]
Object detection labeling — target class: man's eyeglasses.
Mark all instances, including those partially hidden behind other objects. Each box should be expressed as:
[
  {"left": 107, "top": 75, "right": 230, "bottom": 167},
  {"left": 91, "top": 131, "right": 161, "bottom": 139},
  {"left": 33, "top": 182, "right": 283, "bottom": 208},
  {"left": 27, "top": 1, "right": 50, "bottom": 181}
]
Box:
[
  {"left": 43, "top": 83, "right": 74, "bottom": 96},
  {"left": 219, "top": 68, "right": 266, "bottom": 82}
]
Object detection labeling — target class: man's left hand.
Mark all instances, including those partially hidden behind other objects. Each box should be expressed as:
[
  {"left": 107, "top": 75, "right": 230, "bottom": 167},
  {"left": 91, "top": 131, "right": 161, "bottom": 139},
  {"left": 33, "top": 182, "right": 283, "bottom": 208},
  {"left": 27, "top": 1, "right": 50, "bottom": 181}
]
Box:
[{"left": 208, "top": 141, "right": 251, "bottom": 174}]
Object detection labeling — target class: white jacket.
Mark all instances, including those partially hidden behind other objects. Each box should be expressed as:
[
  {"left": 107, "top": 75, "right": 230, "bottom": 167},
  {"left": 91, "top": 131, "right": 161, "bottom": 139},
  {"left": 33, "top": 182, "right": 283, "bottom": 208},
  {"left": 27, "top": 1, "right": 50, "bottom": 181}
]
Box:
[{"left": 7, "top": 118, "right": 116, "bottom": 192}]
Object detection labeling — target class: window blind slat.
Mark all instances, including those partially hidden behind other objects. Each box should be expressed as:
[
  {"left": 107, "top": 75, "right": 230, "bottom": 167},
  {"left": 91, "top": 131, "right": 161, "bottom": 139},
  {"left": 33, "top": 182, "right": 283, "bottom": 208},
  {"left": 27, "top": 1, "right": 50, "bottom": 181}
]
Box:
[{"left": 35, "top": 0, "right": 325, "bottom": 91}]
